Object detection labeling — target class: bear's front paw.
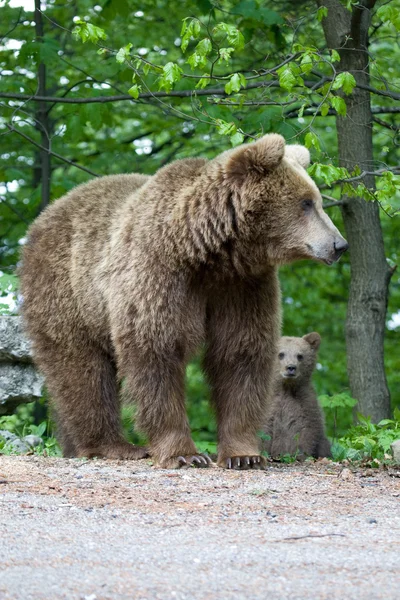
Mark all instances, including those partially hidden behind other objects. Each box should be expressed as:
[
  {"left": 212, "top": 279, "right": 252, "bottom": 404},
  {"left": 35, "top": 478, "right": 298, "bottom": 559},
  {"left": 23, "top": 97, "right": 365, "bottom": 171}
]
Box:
[
  {"left": 218, "top": 455, "right": 266, "bottom": 470},
  {"left": 157, "top": 453, "right": 212, "bottom": 469}
]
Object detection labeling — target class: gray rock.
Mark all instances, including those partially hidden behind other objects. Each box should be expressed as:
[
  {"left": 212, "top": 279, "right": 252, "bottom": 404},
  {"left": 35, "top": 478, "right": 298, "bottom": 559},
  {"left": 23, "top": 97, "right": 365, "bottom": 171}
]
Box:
[
  {"left": 0, "top": 429, "right": 18, "bottom": 442},
  {"left": 0, "top": 363, "right": 44, "bottom": 413},
  {"left": 0, "top": 316, "right": 33, "bottom": 362},
  {"left": 22, "top": 434, "right": 43, "bottom": 448},
  {"left": 0, "top": 430, "right": 31, "bottom": 454},
  {"left": 391, "top": 439, "right": 400, "bottom": 464}
]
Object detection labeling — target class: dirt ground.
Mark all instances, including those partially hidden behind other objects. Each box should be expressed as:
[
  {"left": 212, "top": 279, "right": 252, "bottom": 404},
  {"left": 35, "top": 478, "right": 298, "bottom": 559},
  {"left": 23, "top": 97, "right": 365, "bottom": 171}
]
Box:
[{"left": 0, "top": 456, "right": 399, "bottom": 600}]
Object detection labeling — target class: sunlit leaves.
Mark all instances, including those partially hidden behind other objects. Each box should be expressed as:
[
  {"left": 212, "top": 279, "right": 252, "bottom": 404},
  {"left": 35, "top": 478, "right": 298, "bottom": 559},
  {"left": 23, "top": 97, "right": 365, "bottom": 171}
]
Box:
[
  {"left": 230, "top": 131, "right": 245, "bottom": 146},
  {"left": 180, "top": 18, "right": 202, "bottom": 52},
  {"left": 158, "top": 62, "right": 183, "bottom": 91},
  {"left": 215, "top": 119, "right": 237, "bottom": 136},
  {"left": 224, "top": 72, "right": 246, "bottom": 95},
  {"left": 377, "top": 4, "right": 400, "bottom": 31},
  {"left": 218, "top": 47, "right": 234, "bottom": 63},
  {"left": 308, "top": 163, "right": 349, "bottom": 185},
  {"left": 277, "top": 62, "right": 303, "bottom": 91},
  {"left": 332, "top": 71, "right": 356, "bottom": 95},
  {"left": 213, "top": 23, "right": 245, "bottom": 51},
  {"left": 116, "top": 43, "right": 132, "bottom": 64},
  {"left": 128, "top": 84, "right": 140, "bottom": 98},
  {"left": 331, "top": 49, "right": 340, "bottom": 63},
  {"left": 319, "top": 393, "right": 357, "bottom": 409},
  {"left": 304, "top": 131, "right": 321, "bottom": 153},
  {"left": 316, "top": 6, "right": 328, "bottom": 22},
  {"left": 72, "top": 20, "right": 107, "bottom": 44},
  {"left": 187, "top": 38, "right": 212, "bottom": 70},
  {"left": 330, "top": 95, "right": 347, "bottom": 116}
]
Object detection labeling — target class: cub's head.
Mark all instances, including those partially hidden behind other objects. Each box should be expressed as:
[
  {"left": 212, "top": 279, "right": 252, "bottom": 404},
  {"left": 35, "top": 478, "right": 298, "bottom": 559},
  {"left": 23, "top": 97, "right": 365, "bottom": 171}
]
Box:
[
  {"left": 220, "top": 134, "right": 348, "bottom": 267},
  {"left": 276, "top": 333, "right": 321, "bottom": 385}
]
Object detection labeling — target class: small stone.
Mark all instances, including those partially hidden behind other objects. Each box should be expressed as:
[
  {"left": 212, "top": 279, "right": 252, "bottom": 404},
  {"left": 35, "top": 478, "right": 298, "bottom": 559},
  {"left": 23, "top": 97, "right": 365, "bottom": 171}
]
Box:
[
  {"left": 340, "top": 467, "right": 353, "bottom": 480},
  {"left": 391, "top": 440, "right": 400, "bottom": 464},
  {"left": 22, "top": 435, "right": 43, "bottom": 448},
  {"left": 368, "top": 518, "right": 377, "bottom": 524},
  {"left": 0, "top": 430, "right": 17, "bottom": 442}
]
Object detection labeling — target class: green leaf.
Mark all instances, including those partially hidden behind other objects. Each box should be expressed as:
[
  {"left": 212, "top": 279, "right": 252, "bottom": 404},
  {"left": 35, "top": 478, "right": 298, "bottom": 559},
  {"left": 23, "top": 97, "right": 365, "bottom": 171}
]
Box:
[
  {"left": 181, "top": 18, "right": 202, "bottom": 52},
  {"left": 218, "top": 47, "right": 234, "bottom": 63},
  {"left": 158, "top": 62, "right": 183, "bottom": 91},
  {"left": 224, "top": 72, "right": 246, "bottom": 95},
  {"left": 230, "top": 131, "right": 244, "bottom": 146},
  {"left": 277, "top": 65, "right": 297, "bottom": 91},
  {"left": 308, "top": 163, "right": 349, "bottom": 186},
  {"left": 332, "top": 71, "right": 356, "bottom": 95},
  {"left": 187, "top": 39, "right": 212, "bottom": 70},
  {"left": 116, "top": 43, "right": 132, "bottom": 64},
  {"left": 377, "top": 5, "right": 400, "bottom": 32},
  {"left": 317, "top": 6, "right": 328, "bottom": 21},
  {"left": 128, "top": 84, "right": 140, "bottom": 99},
  {"left": 299, "top": 53, "right": 313, "bottom": 74},
  {"left": 330, "top": 95, "right": 347, "bottom": 116},
  {"left": 196, "top": 38, "right": 212, "bottom": 56},
  {"left": 213, "top": 23, "right": 245, "bottom": 51},
  {"left": 216, "top": 119, "right": 237, "bottom": 136},
  {"left": 304, "top": 132, "right": 321, "bottom": 153},
  {"left": 195, "top": 74, "right": 210, "bottom": 89},
  {"left": 320, "top": 101, "right": 330, "bottom": 117},
  {"left": 331, "top": 49, "right": 340, "bottom": 63},
  {"left": 298, "top": 103, "right": 307, "bottom": 118},
  {"left": 72, "top": 20, "right": 107, "bottom": 44}
]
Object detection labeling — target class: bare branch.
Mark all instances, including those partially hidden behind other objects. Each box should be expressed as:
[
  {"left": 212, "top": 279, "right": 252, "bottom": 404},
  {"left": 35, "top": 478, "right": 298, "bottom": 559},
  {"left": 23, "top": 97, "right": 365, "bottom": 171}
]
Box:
[{"left": 6, "top": 124, "right": 99, "bottom": 177}]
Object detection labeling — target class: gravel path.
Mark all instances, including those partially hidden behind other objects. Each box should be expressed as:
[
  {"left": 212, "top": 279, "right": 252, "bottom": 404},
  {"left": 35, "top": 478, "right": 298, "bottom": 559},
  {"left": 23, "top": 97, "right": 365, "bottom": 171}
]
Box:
[{"left": 0, "top": 456, "right": 399, "bottom": 600}]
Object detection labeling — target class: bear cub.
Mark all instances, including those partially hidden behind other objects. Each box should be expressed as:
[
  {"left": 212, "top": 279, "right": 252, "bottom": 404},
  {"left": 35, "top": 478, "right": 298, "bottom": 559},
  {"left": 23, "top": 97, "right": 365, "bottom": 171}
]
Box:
[{"left": 262, "top": 333, "right": 331, "bottom": 459}]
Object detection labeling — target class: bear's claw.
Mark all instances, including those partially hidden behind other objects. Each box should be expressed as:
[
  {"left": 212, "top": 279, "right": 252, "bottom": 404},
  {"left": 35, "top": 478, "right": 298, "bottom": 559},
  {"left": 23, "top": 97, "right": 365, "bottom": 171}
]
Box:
[
  {"left": 159, "top": 453, "right": 212, "bottom": 469},
  {"left": 224, "top": 455, "right": 266, "bottom": 470}
]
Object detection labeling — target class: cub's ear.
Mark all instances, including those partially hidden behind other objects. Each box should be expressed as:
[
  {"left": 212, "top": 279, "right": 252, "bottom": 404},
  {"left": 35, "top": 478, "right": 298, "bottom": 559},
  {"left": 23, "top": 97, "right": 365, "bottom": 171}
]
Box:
[
  {"left": 284, "top": 144, "right": 310, "bottom": 169},
  {"left": 303, "top": 332, "right": 321, "bottom": 351},
  {"left": 224, "top": 133, "right": 285, "bottom": 186}
]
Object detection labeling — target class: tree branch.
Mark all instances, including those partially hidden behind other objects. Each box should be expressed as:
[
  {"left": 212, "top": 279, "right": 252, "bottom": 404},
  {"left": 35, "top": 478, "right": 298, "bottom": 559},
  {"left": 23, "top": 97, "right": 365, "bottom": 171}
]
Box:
[{"left": 5, "top": 124, "right": 99, "bottom": 177}]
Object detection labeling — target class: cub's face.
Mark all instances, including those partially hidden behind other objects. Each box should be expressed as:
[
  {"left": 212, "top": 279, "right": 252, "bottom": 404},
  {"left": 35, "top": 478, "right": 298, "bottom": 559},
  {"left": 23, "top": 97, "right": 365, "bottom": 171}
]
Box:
[
  {"left": 277, "top": 332, "right": 321, "bottom": 384},
  {"left": 223, "top": 134, "right": 348, "bottom": 267}
]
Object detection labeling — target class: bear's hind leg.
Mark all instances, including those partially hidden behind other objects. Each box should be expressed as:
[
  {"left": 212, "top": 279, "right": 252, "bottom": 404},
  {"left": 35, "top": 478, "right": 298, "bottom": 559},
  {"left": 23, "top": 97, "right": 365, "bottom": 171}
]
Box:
[{"left": 34, "top": 337, "right": 148, "bottom": 460}]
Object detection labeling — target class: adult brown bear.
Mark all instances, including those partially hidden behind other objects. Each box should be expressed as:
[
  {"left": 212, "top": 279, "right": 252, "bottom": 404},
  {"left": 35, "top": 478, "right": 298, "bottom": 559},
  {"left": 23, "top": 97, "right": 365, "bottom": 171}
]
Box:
[{"left": 20, "top": 134, "right": 347, "bottom": 468}]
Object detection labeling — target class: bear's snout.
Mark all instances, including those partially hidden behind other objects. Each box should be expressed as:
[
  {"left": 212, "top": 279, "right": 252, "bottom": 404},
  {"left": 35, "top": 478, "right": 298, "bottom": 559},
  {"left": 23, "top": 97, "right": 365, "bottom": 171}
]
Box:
[
  {"left": 333, "top": 238, "right": 349, "bottom": 261},
  {"left": 284, "top": 364, "right": 297, "bottom": 378}
]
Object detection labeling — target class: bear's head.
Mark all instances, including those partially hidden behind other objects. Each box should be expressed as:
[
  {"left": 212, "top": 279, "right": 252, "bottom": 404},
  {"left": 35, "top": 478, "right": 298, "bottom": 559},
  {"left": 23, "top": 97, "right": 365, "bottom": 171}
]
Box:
[
  {"left": 276, "top": 332, "right": 321, "bottom": 385},
  {"left": 220, "top": 134, "right": 348, "bottom": 267}
]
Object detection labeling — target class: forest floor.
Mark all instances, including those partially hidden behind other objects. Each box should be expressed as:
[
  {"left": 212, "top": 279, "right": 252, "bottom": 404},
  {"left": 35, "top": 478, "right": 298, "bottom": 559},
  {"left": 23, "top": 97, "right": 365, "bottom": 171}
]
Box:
[{"left": 0, "top": 456, "right": 399, "bottom": 600}]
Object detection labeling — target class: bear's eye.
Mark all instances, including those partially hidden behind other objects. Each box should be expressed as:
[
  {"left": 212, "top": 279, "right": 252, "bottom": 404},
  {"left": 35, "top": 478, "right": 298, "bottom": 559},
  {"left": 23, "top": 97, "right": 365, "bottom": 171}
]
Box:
[
  {"left": 297, "top": 354, "right": 304, "bottom": 361},
  {"left": 302, "top": 199, "right": 313, "bottom": 211},
  {"left": 278, "top": 352, "right": 285, "bottom": 360}
]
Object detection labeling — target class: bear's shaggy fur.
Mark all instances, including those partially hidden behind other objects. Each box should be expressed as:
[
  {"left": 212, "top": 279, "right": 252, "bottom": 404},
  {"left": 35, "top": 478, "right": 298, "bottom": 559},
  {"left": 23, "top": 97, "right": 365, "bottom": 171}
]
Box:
[
  {"left": 20, "top": 134, "right": 346, "bottom": 468},
  {"left": 262, "top": 333, "right": 331, "bottom": 459}
]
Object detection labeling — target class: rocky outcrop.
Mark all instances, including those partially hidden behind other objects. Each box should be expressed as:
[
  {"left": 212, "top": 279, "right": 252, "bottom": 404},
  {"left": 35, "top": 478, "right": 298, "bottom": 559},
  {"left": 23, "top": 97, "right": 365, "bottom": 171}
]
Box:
[{"left": 0, "top": 316, "right": 44, "bottom": 415}]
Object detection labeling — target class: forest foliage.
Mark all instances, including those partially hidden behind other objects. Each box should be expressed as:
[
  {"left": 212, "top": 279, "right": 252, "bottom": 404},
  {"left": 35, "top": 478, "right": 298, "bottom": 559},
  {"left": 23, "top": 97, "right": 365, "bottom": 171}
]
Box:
[{"left": 0, "top": 0, "right": 399, "bottom": 446}]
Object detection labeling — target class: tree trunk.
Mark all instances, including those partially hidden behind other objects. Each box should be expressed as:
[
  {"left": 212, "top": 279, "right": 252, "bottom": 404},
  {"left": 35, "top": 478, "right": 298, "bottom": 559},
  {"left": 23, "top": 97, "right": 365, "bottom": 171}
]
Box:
[
  {"left": 317, "top": 0, "right": 392, "bottom": 421},
  {"left": 34, "top": 0, "right": 51, "bottom": 213}
]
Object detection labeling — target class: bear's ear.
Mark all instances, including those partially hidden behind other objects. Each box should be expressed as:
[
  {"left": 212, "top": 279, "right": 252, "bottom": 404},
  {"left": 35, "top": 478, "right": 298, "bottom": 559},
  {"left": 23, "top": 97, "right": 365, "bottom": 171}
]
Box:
[
  {"left": 285, "top": 144, "right": 310, "bottom": 169},
  {"left": 224, "top": 133, "right": 285, "bottom": 186},
  {"left": 303, "top": 332, "right": 321, "bottom": 351}
]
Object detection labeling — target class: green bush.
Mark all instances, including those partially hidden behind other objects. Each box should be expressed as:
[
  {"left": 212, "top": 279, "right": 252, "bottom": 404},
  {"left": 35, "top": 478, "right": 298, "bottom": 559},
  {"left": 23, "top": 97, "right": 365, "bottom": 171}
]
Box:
[{"left": 331, "top": 409, "right": 400, "bottom": 463}]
